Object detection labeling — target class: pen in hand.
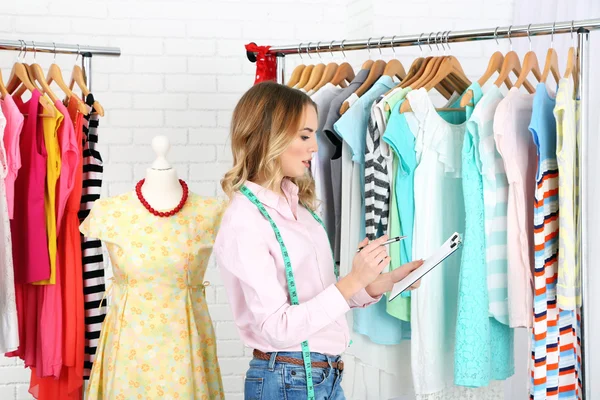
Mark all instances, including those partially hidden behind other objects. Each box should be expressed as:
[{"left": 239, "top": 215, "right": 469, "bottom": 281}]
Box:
[{"left": 356, "top": 236, "right": 407, "bottom": 253}]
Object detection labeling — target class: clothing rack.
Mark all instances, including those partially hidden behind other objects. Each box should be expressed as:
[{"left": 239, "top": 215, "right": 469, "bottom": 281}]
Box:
[
  {"left": 247, "top": 17, "right": 598, "bottom": 399},
  {"left": 0, "top": 39, "right": 121, "bottom": 90}
]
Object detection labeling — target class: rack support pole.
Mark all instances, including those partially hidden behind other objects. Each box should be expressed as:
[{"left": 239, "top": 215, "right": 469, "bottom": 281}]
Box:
[
  {"left": 577, "top": 27, "right": 590, "bottom": 400},
  {"left": 277, "top": 54, "right": 285, "bottom": 84}
]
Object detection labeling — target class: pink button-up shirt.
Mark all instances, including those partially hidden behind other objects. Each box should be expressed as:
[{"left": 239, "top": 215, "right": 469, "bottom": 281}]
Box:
[{"left": 214, "top": 180, "right": 378, "bottom": 356}]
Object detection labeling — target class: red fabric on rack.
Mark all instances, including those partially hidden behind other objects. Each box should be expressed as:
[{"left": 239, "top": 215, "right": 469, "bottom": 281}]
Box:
[{"left": 245, "top": 43, "right": 277, "bottom": 84}]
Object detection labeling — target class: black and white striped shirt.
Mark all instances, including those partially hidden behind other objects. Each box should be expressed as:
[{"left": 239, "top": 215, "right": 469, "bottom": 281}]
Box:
[
  {"left": 78, "top": 94, "right": 107, "bottom": 379},
  {"left": 365, "top": 96, "right": 391, "bottom": 240}
]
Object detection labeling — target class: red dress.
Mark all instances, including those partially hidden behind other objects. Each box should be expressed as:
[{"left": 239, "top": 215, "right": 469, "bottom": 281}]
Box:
[{"left": 29, "top": 97, "right": 85, "bottom": 400}]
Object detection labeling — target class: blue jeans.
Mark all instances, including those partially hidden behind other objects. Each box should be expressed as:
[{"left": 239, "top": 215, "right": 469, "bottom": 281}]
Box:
[{"left": 244, "top": 351, "right": 346, "bottom": 400}]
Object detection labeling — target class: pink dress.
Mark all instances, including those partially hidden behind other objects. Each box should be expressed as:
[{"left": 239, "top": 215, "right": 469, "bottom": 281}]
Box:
[
  {"left": 11, "top": 89, "right": 50, "bottom": 284},
  {"left": 5, "top": 89, "right": 49, "bottom": 368},
  {"left": 1, "top": 95, "right": 24, "bottom": 220},
  {"left": 54, "top": 100, "right": 78, "bottom": 235}
]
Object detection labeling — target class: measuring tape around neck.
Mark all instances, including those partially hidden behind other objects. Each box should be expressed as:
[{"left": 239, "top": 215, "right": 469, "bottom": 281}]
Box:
[{"left": 240, "top": 185, "right": 338, "bottom": 399}]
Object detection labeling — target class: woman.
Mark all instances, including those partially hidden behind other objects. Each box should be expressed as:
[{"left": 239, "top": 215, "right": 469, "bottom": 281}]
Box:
[{"left": 214, "top": 81, "right": 423, "bottom": 400}]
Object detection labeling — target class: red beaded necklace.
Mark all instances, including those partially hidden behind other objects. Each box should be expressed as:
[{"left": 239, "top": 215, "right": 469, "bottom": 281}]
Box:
[{"left": 135, "top": 178, "right": 189, "bottom": 217}]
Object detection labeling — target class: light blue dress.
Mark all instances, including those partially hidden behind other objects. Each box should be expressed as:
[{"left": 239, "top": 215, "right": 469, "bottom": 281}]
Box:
[{"left": 454, "top": 82, "right": 515, "bottom": 387}]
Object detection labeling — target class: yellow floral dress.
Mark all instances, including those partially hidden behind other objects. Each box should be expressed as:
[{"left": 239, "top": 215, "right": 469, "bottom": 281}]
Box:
[{"left": 80, "top": 191, "right": 226, "bottom": 400}]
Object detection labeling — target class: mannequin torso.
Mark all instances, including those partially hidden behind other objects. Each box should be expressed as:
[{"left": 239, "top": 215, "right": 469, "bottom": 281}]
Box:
[{"left": 140, "top": 135, "right": 184, "bottom": 210}]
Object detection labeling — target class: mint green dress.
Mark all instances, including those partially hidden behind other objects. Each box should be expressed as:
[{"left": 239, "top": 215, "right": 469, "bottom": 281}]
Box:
[{"left": 454, "top": 83, "right": 514, "bottom": 387}]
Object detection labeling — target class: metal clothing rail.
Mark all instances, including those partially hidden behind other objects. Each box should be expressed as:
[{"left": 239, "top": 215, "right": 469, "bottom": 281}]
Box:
[
  {"left": 0, "top": 39, "right": 121, "bottom": 57},
  {"left": 0, "top": 39, "right": 122, "bottom": 90},
  {"left": 249, "top": 18, "right": 597, "bottom": 400}
]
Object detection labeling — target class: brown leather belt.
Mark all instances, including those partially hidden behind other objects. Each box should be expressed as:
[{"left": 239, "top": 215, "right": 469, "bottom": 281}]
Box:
[{"left": 253, "top": 349, "right": 344, "bottom": 371}]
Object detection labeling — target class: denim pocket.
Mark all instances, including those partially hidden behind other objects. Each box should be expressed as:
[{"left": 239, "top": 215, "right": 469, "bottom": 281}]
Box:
[
  {"left": 244, "top": 377, "right": 264, "bottom": 400},
  {"left": 284, "top": 365, "right": 329, "bottom": 388}
]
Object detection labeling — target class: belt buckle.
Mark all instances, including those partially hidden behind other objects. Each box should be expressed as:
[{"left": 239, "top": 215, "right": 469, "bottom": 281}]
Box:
[{"left": 336, "top": 360, "right": 344, "bottom": 371}]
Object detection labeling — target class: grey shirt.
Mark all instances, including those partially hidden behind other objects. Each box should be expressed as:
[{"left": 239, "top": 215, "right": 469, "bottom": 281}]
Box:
[
  {"left": 321, "top": 68, "right": 370, "bottom": 262},
  {"left": 322, "top": 69, "right": 370, "bottom": 160}
]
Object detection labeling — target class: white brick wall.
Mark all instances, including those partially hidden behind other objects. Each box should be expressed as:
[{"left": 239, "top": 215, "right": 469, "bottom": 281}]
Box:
[{"left": 0, "top": 0, "right": 529, "bottom": 398}]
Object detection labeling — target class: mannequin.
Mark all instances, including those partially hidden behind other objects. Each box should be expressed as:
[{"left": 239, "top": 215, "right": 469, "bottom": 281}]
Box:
[
  {"left": 140, "top": 135, "right": 183, "bottom": 210},
  {"left": 79, "top": 135, "right": 227, "bottom": 399}
]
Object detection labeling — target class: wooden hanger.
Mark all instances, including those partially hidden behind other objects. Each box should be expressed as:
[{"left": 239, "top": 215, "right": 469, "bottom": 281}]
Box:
[
  {"left": 16, "top": 62, "right": 59, "bottom": 103},
  {"left": 286, "top": 64, "right": 306, "bottom": 87},
  {"left": 339, "top": 59, "right": 386, "bottom": 115},
  {"left": 302, "top": 63, "right": 326, "bottom": 93},
  {"left": 294, "top": 64, "right": 314, "bottom": 90},
  {"left": 6, "top": 44, "right": 55, "bottom": 117},
  {"left": 407, "top": 56, "right": 454, "bottom": 99},
  {"left": 329, "top": 62, "right": 354, "bottom": 88},
  {"left": 400, "top": 56, "right": 471, "bottom": 113},
  {"left": 70, "top": 63, "right": 105, "bottom": 116},
  {"left": 312, "top": 62, "right": 338, "bottom": 93},
  {"left": 46, "top": 63, "right": 88, "bottom": 114},
  {"left": 0, "top": 70, "right": 8, "bottom": 99},
  {"left": 492, "top": 50, "right": 534, "bottom": 93},
  {"left": 398, "top": 57, "right": 424, "bottom": 87},
  {"left": 513, "top": 26, "right": 541, "bottom": 92},
  {"left": 383, "top": 59, "right": 406, "bottom": 80},
  {"left": 461, "top": 51, "right": 508, "bottom": 107},
  {"left": 541, "top": 24, "right": 561, "bottom": 86},
  {"left": 514, "top": 51, "right": 541, "bottom": 92},
  {"left": 540, "top": 47, "right": 560, "bottom": 85},
  {"left": 362, "top": 60, "right": 374, "bottom": 70}
]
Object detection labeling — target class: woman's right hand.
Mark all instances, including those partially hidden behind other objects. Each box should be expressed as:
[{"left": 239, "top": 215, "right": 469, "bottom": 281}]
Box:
[{"left": 335, "top": 235, "right": 391, "bottom": 300}]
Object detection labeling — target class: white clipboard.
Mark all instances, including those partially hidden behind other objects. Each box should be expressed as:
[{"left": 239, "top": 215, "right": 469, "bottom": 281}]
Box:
[{"left": 388, "top": 232, "right": 463, "bottom": 301}]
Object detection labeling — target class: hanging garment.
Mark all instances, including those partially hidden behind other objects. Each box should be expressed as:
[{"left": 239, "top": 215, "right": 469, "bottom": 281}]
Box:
[
  {"left": 310, "top": 83, "right": 343, "bottom": 246},
  {"left": 30, "top": 103, "right": 64, "bottom": 380},
  {"left": 1, "top": 94, "right": 24, "bottom": 220},
  {"left": 454, "top": 82, "right": 515, "bottom": 388},
  {"left": 555, "top": 77, "right": 580, "bottom": 310},
  {"left": 322, "top": 68, "right": 369, "bottom": 263},
  {"left": 381, "top": 91, "right": 414, "bottom": 320},
  {"left": 407, "top": 88, "right": 504, "bottom": 399},
  {"left": 364, "top": 95, "right": 391, "bottom": 240},
  {"left": 531, "top": 82, "right": 581, "bottom": 400},
  {"left": 78, "top": 94, "right": 107, "bottom": 378},
  {"left": 54, "top": 99, "right": 79, "bottom": 235},
  {"left": 10, "top": 89, "right": 50, "bottom": 284},
  {"left": 29, "top": 97, "right": 86, "bottom": 400},
  {"left": 470, "top": 86, "right": 510, "bottom": 325},
  {"left": 553, "top": 78, "right": 582, "bottom": 399},
  {"left": 493, "top": 87, "right": 535, "bottom": 329},
  {"left": 81, "top": 193, "right": 226, "bottom": 399},
  {"left": 0, "top": 105, "right": 18, "bottom": 354},
  {"left": 6, "top": 90, "right": 48, "bottom": 371},
  {"left": 334, "top": 75, "right": 408, "bottom": 344},
  {"left": 334, "top": 76, "right": 413, "bottom": 400},
  {"left": 33, "top": 103, "right": 63, "bottom": 285}
]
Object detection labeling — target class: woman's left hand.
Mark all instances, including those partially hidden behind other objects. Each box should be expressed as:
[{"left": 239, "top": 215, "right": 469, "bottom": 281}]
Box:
[{"left": 365, "top": 259, "right": 424, "bottom": 298}]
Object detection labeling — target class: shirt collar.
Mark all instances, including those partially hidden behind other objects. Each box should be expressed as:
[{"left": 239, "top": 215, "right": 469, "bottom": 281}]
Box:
[{"left": 243, "top": 179, "right": 299, "bottom": 220}]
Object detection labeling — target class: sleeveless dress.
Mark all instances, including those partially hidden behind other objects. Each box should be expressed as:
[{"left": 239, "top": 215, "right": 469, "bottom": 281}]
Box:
[
  {"left": 81, "top": 192, "right": 226, "bottom": 399},
  {"left": 29, "top": 97, "right": 86, "bottom": 400},
  {"left": 454, "top": 83, "right": 514, "bottom": 388},
  {"left": 6, "top": 90, "right": 49, "bottom": 369}
]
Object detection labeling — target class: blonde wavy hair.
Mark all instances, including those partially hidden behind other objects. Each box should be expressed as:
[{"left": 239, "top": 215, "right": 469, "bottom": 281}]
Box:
[{"left": 221, "top": 81, "right": 318, "bottom": 210}]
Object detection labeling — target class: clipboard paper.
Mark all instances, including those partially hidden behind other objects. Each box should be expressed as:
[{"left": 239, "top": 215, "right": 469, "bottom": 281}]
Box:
[{"left": 388, "top": 232, "right": 463, "bottom": 301}]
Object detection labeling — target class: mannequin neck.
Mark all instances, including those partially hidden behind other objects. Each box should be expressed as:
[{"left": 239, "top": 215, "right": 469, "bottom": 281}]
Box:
[{"left": 141, "top": 168, "right": 183, "bottom": 210}]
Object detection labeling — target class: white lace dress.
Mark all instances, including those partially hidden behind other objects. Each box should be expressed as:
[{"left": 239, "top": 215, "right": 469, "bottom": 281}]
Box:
[{"left": 0, "top": 105, "right": 18, "bottom": 353}]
